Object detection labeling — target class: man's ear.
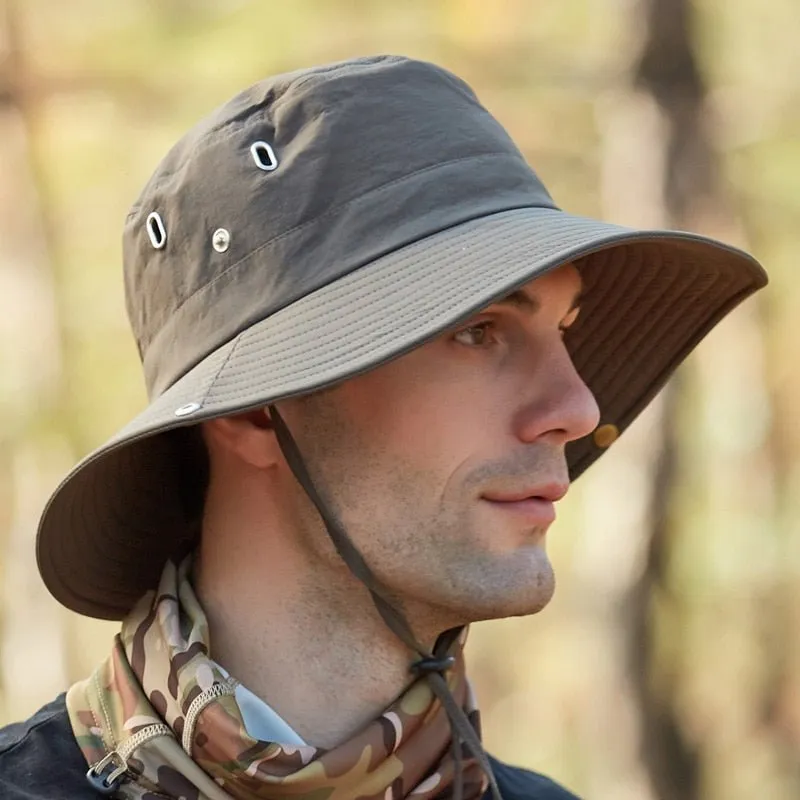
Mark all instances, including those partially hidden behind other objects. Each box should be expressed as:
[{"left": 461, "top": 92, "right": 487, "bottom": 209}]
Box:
[{"left": 201, "top": 408, "right": 278, "bottom": 470}]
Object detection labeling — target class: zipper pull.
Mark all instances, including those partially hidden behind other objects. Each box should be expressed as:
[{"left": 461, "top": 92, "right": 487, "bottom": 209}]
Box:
[{"left": 85, "top": 750, "right": 129, "bottom": 796}]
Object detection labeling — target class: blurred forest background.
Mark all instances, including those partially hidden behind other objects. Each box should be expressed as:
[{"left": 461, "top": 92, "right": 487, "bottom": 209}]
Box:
[{"left": 0, "top": 0, "right": 798, "bottom": 798}]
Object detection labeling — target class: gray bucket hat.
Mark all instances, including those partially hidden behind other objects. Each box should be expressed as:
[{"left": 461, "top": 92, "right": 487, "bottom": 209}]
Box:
[{"left": 36, "top": 55, "right": 767, "bottom": 620}]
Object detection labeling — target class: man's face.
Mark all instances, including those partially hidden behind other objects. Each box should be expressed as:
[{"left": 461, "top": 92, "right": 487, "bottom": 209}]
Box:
[{"left": 279, "top": 262, "right": 600, "bottom": 633}]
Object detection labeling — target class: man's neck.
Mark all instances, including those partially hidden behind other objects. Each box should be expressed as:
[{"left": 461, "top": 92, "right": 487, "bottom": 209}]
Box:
[{"left": 192, "top": 528, "right": 428, "bottom": 749}]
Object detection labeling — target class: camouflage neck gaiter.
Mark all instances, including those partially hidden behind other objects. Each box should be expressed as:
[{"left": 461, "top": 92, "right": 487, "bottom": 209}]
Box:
[{"left": 66, "top": 557, "right": 489, "bottom": 800}]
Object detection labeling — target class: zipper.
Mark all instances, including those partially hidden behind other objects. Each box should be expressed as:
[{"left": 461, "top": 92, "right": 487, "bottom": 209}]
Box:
[
  {"left": 118, "top": 722, "right": 172, "bottom": 761},
  {"left": 85, "top": 723, "right": 172, "bottom": 795}
]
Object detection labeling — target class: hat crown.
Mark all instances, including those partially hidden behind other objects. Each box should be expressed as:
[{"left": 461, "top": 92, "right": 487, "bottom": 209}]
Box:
[{"left": 122, "top": 55, "right": 556, "bottom": 398}]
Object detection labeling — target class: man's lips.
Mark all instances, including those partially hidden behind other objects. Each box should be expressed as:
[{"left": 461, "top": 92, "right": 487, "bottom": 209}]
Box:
[
  {"left": 480, "top": 483, "right": 569, "bottom": 527},
  {"left": 481, "top": 482, "right": 569, "bottom": 503},
  {"left": 481, "top": 497, "right": 557, "bottom": 526}
]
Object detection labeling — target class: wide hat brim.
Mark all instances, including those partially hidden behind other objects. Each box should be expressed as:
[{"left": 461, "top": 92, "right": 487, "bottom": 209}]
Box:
[{"left": 37, "top": 206, "right": 766, "bottom": 619}]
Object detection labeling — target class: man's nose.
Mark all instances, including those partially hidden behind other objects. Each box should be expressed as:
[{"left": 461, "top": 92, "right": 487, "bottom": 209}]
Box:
[{"left": 513, "top": 345, "right": 601, "bottom": 447}]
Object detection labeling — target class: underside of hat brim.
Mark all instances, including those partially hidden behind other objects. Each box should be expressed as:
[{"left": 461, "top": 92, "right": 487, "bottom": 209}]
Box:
[{"left": 36, "top": 206, "right": 767, "bottom": 619}]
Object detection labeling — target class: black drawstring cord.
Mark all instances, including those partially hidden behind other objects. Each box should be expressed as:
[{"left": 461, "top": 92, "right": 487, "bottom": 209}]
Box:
[
  {"left": 451, "top": 730, "right": 465, "bottom": 800},
  {"left": 269, "top": 404, "right": 502, "bottom": 800}
]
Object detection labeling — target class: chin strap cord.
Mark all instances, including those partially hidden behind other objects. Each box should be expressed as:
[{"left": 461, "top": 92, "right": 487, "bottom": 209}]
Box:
[{"left": 269, "top": 404, "right": 502, "bottom": 800}]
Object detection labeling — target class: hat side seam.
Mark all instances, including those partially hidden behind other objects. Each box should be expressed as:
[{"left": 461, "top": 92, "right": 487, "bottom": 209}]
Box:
[{"left": 198, "top": 333, "right": 245, "bottom": 408}]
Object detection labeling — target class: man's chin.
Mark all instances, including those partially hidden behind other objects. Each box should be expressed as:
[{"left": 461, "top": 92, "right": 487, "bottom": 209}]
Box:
[
  {"left": 500, "top": 542, "right": 556, "bottom": 611},
  {"left": 460, "top": 557, "right": 557, "bottom": 622},
  {"left": 395, "top": 547, "right": 557, "bottom": 629},
  {"left": 499, "top": 572, "right": 556, "bottom": 619}
]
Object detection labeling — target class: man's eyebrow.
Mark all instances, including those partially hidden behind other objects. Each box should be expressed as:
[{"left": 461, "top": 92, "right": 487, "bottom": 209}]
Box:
[{"left": 490, "top": 284, "right": 584, "bottom": 315}]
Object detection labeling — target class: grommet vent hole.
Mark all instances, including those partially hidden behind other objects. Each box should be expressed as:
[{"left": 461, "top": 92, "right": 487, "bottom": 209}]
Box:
[
  {"left": 250, "top": 141, "right": 278, "bottom": 171},
  {"left": 146, "top": 212, "right": 167, "bottom": 249}
]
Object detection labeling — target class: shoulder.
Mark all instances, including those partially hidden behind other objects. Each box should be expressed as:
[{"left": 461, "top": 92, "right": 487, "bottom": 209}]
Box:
[
  {"left": 488, "top": 754, "right": 582, "bottom": 800},
  {"left": 0, "top": 694, "right": 100, "bottom": 799}
]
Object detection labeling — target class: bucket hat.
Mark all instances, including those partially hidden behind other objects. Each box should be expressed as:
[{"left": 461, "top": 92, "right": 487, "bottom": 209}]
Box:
[{"left": 36, "top": 55, "right": 767, "bottom": 620}]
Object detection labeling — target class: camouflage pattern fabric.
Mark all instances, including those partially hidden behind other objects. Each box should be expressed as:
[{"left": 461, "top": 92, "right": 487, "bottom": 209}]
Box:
[{"left": 66, "top": 557, "right": 490, "bottom": 799}]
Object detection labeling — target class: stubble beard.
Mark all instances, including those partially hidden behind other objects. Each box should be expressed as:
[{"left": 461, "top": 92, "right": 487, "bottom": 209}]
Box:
[
  {"left": 327, "top": 481, "right": 558, "bottom": 638},
  {"left": 284, "top": 397, "right": 558, "bottom": 642}
]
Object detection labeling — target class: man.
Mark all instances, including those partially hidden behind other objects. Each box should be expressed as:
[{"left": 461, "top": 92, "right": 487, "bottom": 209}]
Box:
[{"left": 0, "top": 55, "right": 766, "bottom": 799}]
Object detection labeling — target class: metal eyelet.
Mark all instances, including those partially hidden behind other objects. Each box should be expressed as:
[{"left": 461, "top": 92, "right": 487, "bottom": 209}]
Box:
[
  {"left": 174, "top": 402, "right": 201, "bottom": 417},
  {"left": 250, "top": 141, "right": 278, "bottom": 171},
  {"left": 212, "top": 228, "right": 231, "bottom": 253},
  {"left": 146, "top": 212, "right": 167, "bottom": 250}
]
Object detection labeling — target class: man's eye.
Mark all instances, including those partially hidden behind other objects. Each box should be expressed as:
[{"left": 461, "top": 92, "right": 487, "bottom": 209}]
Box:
[{"left": 453, "top": 321, "right": 497, "bottom": 347}]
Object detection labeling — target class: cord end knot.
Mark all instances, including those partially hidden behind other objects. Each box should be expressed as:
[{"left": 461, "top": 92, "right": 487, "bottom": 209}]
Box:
[{"left": 410, "top": 654, "right": 456, "bottom": 677}]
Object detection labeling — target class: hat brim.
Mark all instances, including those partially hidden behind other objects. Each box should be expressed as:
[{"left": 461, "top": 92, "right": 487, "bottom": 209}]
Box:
[{"left": 37, "top": 206, "right": 766, "bottom": 619}]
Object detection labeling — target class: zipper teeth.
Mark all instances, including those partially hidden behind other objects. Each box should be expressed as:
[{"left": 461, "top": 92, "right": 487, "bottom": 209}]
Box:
[
  {"left": 182, "top": 681, "right": 238, "bottom": 754},
  {"left": 117, "top": 723, "right": 173, "bottom": 762}
]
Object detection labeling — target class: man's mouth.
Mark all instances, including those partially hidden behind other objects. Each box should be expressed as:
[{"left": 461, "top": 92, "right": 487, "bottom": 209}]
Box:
[{"left": 480, "top": 483, "right": 568, "bottom": 526}]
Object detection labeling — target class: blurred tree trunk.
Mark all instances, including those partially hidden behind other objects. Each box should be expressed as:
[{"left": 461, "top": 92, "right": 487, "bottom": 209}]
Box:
[
  {"left": 599, "top": 1, "right": 775, "bottom": 799},
  {"left": 592, "top": 0, "right": 780, "bottom": 797},
  {"left": 627, "top": 3, "right": 708, "bottom": 797},
  {"left": 0, "top": 0, "right": 72, "bottom": 721}
]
